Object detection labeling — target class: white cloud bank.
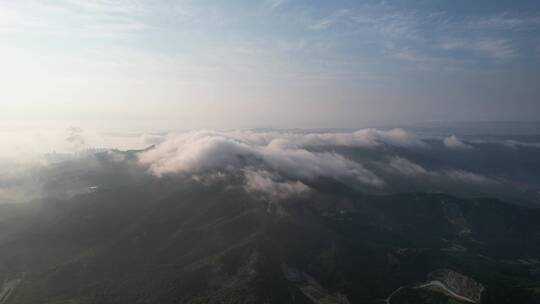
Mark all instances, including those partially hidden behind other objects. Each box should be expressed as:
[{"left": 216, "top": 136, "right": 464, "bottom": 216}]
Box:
[
  {"left": 0, "top": 127, "right": 533, "bottom": 204},
  {"left": 243, "top": 169, "right": 309, "bottom": 200},
  {"left": 136, "top": 129, "right": 506, "bottom": 200},
  {"left": 138, "top": 129, "right": 427, "bottom": 198},
  {"left": 384, "top": 156, "right": 495, "bottom": 185}
]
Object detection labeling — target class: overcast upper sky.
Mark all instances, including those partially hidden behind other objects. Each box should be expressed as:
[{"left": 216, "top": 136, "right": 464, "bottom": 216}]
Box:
[{"left": 1, "top": 0, "right": 540, "bottom": 128}]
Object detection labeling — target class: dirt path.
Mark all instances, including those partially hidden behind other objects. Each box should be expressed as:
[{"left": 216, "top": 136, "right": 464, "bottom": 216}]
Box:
[
  {"left": 380, "top": 280, "right": 477, "bottom": 304},
  {"left": 0, "top": 279, "right": 21, "bottom": 304},
  {"left": 414, "top": 280, "right": 476, "bottom": 303}
]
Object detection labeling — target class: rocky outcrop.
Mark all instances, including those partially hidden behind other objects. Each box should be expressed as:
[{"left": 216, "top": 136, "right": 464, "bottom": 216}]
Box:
[
  {"left": 428, "top": 269, "right": 484, "bottom": 303},
  {"left": 282, "top": 264, "right": 350, "bottom": 304}
]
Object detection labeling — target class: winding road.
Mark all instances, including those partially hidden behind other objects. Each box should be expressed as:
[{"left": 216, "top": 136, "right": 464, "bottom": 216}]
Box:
[
  {"left": 414, "top": 280, "right": 476, "bottom": 303},
  {"left": 380, "top": 280, "right": 477, "bottom": 304}
]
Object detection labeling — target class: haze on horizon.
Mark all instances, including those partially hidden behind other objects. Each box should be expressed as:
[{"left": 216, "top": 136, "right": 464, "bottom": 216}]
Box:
[
  {"left": 1, "top": 0, "right": 540, "bottom": 129},
  {"left": 3, "top": 3, "right": 540, "bottom": 303}
]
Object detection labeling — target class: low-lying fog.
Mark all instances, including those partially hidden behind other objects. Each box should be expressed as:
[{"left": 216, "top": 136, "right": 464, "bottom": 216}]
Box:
[{"left": 1, "top": 121, "right": 540, "bottom": 206}]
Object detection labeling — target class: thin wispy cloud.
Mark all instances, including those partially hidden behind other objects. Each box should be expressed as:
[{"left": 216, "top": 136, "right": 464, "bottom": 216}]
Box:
[
  {"left": 307, "top": 9, "right": 353, "bottom": 30},
  {"left": 0, "top": 0, "right": 152, "bottom": 39},
  {"left": 1, "top": 1, "right": 539, "bottom": 124},
  {"left": 440, "top": 38, "right": 516, "bottom": 61},
  {"left": 61, "top": 0, "right": 146, "bottom": 15},
  {"left": 265, "top": 0, "right": 289, "bottom": 10},
  {"left": 299, "top": 3, "right": 534, "bottom": 66},
  {"left": 466, "top": 14, "right": 540, "bottom": 31}
]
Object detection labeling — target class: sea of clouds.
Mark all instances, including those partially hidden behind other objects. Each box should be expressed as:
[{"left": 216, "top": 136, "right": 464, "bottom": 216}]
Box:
[
  {"left": 1, "top": 126, "right": 540, "bottom": 204},
  {"left": 136, "top": 130, "right": 509, "bottom": 200}
]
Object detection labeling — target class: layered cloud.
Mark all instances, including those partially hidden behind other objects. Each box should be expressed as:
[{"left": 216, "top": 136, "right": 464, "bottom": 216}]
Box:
[
  {"left": 137, "top": 130, "right": 392, "bottom": 199},
  {"left": 1, "top": 127, "right": 538, "bottom": 203},
  {"left": 383, "top": 157, "right": 495, "bottom": 185},
  {"left": 243, "top": 169, "right": 309, "bottom": 200},
  {"left": 136, "top": 129, "right": 503, "bottom": 200}
]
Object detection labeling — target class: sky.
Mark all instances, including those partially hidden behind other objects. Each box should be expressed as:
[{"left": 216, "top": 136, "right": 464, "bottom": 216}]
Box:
[{"left": 1, "top": 0, "right": 540, "bottom": 129}]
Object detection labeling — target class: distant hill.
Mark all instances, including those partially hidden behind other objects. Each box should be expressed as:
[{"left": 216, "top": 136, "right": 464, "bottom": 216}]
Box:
[{"left": 1, "top": 178, "right": 540, "bottom": 304}]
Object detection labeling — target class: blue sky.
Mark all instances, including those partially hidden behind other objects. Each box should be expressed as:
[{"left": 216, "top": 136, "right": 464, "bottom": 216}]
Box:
[{"left": 1, "top": 0, "right": 539, "bottom": 128}]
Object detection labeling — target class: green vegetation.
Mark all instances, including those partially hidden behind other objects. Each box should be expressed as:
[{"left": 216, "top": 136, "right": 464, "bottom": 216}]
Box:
[{"left": 1, "top": 180, "right": 539, "bottom": 303}]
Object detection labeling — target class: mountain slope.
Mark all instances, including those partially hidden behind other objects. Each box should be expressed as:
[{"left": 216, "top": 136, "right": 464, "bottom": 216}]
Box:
[{"left": 1, "top": 179, "right": 540, "bottom": 303}]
